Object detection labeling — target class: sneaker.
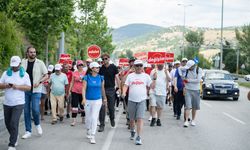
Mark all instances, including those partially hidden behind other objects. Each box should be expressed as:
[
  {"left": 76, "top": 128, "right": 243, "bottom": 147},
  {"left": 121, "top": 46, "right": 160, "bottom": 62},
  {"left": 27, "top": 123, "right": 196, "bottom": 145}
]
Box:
[
  {"left": 156, "top": 119, "right": 162, "bottom": 126},
  {"left": 130, "top": 130, "right": 136, "bottom": 140},
  {"left": 86, "top": 130, "right": 92, "bottom": 139},
  {"left": 22, "top": 131, "right": 31, "bottom": 139},
  {"left": 8, "top": 146, "right": 16, "bottom": 150},
  {"left": 115, "top": 108, "right": 119, "bottom": 112},
  {"left": 123, "top": 111, "right": 126, "bottom": 114},
  {"left": 191, "top": 120, "right": 196, "bottom": 126},
  {"left": 51, "top": 120, "right": 57, "bottom": 125},
  {"left": 135, "top": 136, "right": 142, "bottom": 145},
  {"left": 148, "top": 116, "right": 152, "bottom": 122},
  {"left": 111, "top": 119, "right": 115, "bottom": 127},
  {"left": 90, "top": 136, "right": 96, "bottom": 144},
  {"left": 176, "top": 116, "right": 180, "bottom": 120},
  {"left": 150, "top": 118, "right": 156, "bottom": 127},
  {"left": 183, "top": 121, "right": 189, "bottom": 128},
  {"left": 98, "top": 126, "right": 104, "bottom": 132},
  {"left": 59, "top": 116, "right": 64, "bottom": 122},
  {"left": 36, "top": 125, "right": 43, "bottom": 135},
  {"left": 66, "top": 114, "right": 70, "bottom": 118}
]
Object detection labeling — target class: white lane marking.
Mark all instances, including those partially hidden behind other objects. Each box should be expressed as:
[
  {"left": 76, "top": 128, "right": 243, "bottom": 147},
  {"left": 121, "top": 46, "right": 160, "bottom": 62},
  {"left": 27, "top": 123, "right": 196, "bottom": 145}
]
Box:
[
  {"left": 222, "top": 112, "right": 246, "bottom": 125},
  {"left": 201, "top": 101, "right": 212, "bottom": 108},
  {"left": 101, "top": 108, "right": 122, "bottom": 150}
]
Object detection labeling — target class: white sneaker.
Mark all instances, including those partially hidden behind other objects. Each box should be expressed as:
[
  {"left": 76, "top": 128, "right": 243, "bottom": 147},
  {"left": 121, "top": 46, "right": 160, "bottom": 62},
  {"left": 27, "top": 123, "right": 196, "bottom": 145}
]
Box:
[
  {"left": 22, "top": 131, "right": 31, "bottom": 139},
  {"left": 148, "top": 116, "right": 152, "bottom": 122},
  {"left": 90, "top": 136, "right": 96, "bottom": 144},
  {"left": 86, "top": 130, "right": 92, "bottom": 139},
  {"left": 191, "top": 120, "right": 196, "bottom": 126},
  {"left": 36, "top": 125, "right": 43, "bottom": 135},
  {"left": 115, "top": 107, "right": 119, "bottom": 112},
  {"left": 8, "top": 147, "right": 16, "bottom": 150},
  {"left": 183, "top": 121, "right": 189, "bottom": 128}
]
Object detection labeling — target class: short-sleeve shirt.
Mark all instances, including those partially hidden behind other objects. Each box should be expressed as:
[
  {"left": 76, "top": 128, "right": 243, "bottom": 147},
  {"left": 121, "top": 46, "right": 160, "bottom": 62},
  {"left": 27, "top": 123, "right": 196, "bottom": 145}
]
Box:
[
  {"left": 99, "top": 64, "right": 118, "bottom": 89},
  {"left": 0, "top": 71, "right": 31, "bottom": 106},
  {"left": 71, "top": 71, "right": 86, "bottom": 94},
  {"left": 50, "top": 73, "right": 68, "bottom": 96},
  {"left": 150, "top": 69, "right": 167, "bottom": 96},
  {"left": 125, "top": 72, "right": 152, "bottom": 102},
  {"left": 83, "top": 74, "right": 104, "bottom": 100}
]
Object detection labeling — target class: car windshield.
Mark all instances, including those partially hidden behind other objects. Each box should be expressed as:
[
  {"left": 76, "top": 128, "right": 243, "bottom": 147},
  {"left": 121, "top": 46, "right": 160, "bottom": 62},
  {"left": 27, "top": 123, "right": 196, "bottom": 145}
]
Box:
[{"left": 205, "top": 72, "right": 233, "bottom": 80}]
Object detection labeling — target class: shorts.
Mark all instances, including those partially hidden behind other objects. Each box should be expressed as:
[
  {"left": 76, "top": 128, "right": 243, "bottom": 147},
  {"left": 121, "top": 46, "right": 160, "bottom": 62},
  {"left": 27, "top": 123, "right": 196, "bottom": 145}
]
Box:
[
  {"left": 127, "top": 100, "right": 146, "bottom": 120},
  {"left": 150, "top": 94, "right": 166, "bottom": 108},
  {"left": 185, "top": 89, "right": 200, "bottom": 110}
]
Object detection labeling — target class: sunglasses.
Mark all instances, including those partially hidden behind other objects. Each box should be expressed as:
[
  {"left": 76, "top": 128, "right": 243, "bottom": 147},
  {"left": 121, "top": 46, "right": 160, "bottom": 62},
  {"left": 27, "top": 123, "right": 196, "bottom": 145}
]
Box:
[
  {"left": 77, "top": 64, "right": 84, "bottom": 66},
  {"left": 102, "top": 57, "right": 109, "bottom": 60},
  {"left": 135, "top": 64, "right": 143, "bottom": 67}
]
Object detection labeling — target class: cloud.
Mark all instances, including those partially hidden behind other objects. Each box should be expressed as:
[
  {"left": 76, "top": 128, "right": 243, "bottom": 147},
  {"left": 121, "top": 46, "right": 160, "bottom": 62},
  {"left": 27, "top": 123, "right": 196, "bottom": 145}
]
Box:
[{"left": 104, "top": 0, "right": 250, "bottom": 28}]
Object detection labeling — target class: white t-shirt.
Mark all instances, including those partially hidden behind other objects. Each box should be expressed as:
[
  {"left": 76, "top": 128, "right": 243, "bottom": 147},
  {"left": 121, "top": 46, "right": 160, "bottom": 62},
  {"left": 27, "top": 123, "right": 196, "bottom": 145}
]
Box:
[
  {"left": 150, "top": 69, "right": 167, "bottom": 96},
  {"left": 0, "top": 71, "right": 31, "bottom": 106},
  {"left": 170, "top": 68, "right": 176, "bottom": 85},
  {"left": 125, "top": 72, "right": 152, "bottom": 102}
]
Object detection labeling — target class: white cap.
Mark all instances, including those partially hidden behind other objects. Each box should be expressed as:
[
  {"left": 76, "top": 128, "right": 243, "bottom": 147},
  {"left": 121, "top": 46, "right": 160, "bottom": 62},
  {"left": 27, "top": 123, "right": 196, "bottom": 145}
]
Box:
[
  {"left": 86, "top": 58, "right": 93, "bottom": 62},
  {"left": 97, "top": 58, "right": 102, "bottom": 62},
  {"left": 48, "top": 65, "right": 54, "bottom": 72},
  {"left": 54, "top": 64, "right": 62, "bottom": 70},
  {"left": 182, "top": 58, "right": 188, "bottom": 62},
  {"left": 185, "top": 60, "right": 195, "bottom": 69},
  {"left": 134, "top": 60, "right": 143, "bottom": 65},
  {"left": 174, "top": 60, "right": 181, "bottom": 65},
  {"left": 89, "top": 62, "right": 100, "bottom": 68},
  {"left": 10, "top": 56, "right": 21, "bottom": 67}
]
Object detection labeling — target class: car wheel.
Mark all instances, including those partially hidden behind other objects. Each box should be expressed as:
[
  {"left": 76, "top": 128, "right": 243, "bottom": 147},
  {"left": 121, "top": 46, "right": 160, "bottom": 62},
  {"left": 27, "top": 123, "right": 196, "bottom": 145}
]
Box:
[
  {"left": 233, "top": 97, "right": 239, "bottom": 101},
  {"left": 201, "top": 90, "right": 207, "bottom": 100}
]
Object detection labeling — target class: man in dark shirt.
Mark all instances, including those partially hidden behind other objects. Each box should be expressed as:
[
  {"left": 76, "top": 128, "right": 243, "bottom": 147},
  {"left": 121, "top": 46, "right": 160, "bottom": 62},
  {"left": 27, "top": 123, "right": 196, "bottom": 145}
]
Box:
[{"left": 98, "top": 53, "right": 120, "bottom": 132}]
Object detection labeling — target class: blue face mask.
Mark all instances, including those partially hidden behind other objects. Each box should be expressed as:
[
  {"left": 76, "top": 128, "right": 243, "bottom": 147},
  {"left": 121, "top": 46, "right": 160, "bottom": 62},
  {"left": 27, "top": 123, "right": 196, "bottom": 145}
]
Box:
[{"left": 6, "top": 66, "right": 25, "bottom": 77}]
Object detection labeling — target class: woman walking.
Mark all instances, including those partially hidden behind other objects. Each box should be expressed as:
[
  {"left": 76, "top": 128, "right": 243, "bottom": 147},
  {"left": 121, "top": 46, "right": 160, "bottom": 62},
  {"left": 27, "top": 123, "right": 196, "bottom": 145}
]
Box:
[
  {"left": 69, "top": 60, "right": 86, "bottom": 126},
  {"left": 82, "top": 62, "right": 107, "bottom": 144},
  {"left": 0, "top": 56, "right": 31, "bottom": 150}
]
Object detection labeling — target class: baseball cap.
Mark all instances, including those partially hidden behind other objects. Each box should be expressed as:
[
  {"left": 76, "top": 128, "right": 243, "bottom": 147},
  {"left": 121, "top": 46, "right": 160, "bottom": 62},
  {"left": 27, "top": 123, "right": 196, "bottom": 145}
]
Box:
[
  {"left": 48, "top": 65, "right": 54, "bottom": 72},
  {"left": 182, "top": 58, "right": 188, "bottom": 62},
  {"left": 174, "top": 60, "right": 181, "bottom": 65},
  {"left": 185, "top": 60, "right": 195, "bottom": 69},
  {"left": 134, "top": 60, "right": 143, "bottom": 65},
  {"left": 77, "top": 60, "right": 84, "bottom": 65},
  {"left": 86, "top": 58, "right": 93, "bottom": 63},
  {"left": 54, "top": 64, "right": 62, "bottom": 70},
  {"left": 10, "top": 56, "right": 21, "bottom": 67},
  {"left": 89, "top": 62, "right": 100, "bottom": 68}
]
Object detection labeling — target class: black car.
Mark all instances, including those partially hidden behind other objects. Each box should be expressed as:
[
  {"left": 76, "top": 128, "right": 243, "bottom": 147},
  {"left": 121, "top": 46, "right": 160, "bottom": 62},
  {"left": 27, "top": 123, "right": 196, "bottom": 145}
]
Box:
[{"left": 201, "top": 70, "right": 239, "bottom": 100}]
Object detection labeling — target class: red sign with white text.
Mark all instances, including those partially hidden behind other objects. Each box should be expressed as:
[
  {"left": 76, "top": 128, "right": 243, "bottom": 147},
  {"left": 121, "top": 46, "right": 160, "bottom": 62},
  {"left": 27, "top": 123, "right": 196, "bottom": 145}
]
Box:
[
  {"left": 87, "top": 45, "right": 101, "bottom": 59},
  {"left": 134, "top": 52, "right": 148, "bottom": 61},
  {"left": 60, "top": 54, "right": 71, "bottom": 60},
  {"left": 59, "top": 54, "right": 72, "bottom": 65},
  {"left": 119, "top": 58, "right": 129, "bottom": 66},
  {"left": 165, "top": 52, "right": 174, "bottom": 62},
  {"left": 147, "top": 52, "right": 166, "bottom": 64}
]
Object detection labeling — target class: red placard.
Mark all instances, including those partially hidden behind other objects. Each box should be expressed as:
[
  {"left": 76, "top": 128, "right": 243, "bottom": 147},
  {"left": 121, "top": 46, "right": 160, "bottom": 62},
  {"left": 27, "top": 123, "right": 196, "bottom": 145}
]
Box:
[
  {"left": 60, "top": 54, "right": 71, "bottom": 60},
  {"left": 165, "top": 52, "right": 174, "bottom": 63},
  {"left": 147, "top": 52, "right": 166, "bottom": 64},
  {"left": 134, "top": 52, "right": 148, "bottom": 61},
  {"left": 119, "top": 58, "right": 129, "bottom": 66},
  {"left": 87, "top": 45, "right": 101, "bottom": 59},
  {"left": 59, "top": 54, "right": 72, "bottom": 65}
]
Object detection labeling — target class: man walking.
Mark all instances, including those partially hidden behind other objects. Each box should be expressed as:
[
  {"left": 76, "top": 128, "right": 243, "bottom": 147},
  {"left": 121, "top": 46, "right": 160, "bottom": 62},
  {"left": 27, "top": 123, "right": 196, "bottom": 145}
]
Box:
[
  {"left": 21, "top": 46, "right": 48, "bottom": 139},
  {"left": 98, "top": 53, "right": 120, "bottom": 132},
  {"left": 183, "top": 60, "right": 202, "bottom": 127},
  {"left": 122, "top": 60, "right": 155, "bottom": 145}
]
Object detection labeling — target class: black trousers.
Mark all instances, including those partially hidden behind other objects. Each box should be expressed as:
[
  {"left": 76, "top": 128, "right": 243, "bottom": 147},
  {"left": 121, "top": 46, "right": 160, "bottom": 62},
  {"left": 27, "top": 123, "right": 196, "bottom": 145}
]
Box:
[
  {"left": 4, "top": 104, "right": 24, "bottom": 147},
  {"left": 71, "top": 92, "right": 85, "bottom": 118},
  {"left": 175, "top": 90, "right": 185, "bottom": 116},
  {"left": 99, "top": 88, "right": 116, "bottom": 127}
]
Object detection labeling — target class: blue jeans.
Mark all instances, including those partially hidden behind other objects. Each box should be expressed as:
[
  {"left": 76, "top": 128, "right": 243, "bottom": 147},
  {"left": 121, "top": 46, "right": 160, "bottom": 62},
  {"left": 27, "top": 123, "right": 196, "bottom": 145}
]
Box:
[{"left": 24, "top": 91, "right": 42, "bottom": 132}]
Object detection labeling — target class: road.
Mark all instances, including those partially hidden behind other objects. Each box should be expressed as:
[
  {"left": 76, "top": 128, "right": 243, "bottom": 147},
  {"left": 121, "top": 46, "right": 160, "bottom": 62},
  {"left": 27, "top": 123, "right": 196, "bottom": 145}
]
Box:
[{"left": 0, "top": 87, "right": 250, "bottom": 150}]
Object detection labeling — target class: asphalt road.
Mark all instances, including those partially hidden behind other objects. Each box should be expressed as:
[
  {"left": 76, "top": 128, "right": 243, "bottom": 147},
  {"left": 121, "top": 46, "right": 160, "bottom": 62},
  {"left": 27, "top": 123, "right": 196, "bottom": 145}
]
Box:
[{"left": 0, "top": 87, "right": 250, "bottom": 150}]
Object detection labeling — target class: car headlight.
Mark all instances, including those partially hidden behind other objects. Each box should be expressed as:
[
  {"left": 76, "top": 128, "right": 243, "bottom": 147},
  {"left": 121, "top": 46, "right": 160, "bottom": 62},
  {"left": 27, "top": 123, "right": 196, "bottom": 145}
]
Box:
[
  {"left": 205, "top": 83, "right": 212, "bottom": 88},
  {"left": 234, "top": 83, "right": 239, "bottom": 89}
]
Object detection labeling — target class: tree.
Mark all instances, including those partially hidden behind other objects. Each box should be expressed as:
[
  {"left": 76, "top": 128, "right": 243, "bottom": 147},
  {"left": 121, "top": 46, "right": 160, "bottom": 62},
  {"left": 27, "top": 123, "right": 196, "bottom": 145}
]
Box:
[
  {"left": 77, "top": 0, "right": 115, "bottom": 60},
  {"left": 236, "top": 25, "right": 250, "bottom": 74},
  {"left": 7, "top": 0, "right": 74, "bottom": 65},
  {"left": 0, "top": 12, "right": 24, "bottom": 70},
  {"left": 126, "top": 50, "right": 133, "bottom": 59}
]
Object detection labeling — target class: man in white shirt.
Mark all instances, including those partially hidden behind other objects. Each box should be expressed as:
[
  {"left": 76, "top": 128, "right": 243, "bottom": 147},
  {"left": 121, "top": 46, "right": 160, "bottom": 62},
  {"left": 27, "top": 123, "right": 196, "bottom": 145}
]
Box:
[
  {"left": 149, "top": 64, "right": 171, "bottom": 127},
  {"left": 0, "top": 56, "right": 31, "bottom": 150},
  {"left": 122, "top": 60, "right": 155, "bottom": 145}
]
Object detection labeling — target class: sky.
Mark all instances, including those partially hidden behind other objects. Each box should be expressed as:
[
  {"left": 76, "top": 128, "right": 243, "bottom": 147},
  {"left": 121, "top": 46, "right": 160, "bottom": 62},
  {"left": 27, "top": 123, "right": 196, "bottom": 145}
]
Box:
[{"left": 103, "top": 0, "right": 250, "bottom": 28}]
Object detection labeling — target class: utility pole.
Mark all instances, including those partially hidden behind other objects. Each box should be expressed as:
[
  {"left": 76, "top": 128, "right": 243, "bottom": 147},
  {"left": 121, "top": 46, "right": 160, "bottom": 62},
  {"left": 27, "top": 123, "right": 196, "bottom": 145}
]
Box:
[{"left": 220, "top": 0, "right": 224, "bottom": 70}]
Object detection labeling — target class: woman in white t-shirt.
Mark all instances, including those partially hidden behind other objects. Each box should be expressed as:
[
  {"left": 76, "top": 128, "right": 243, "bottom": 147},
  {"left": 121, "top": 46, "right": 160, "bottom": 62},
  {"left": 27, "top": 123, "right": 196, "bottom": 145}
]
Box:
[{"left": 0, "top": 56, "right": 31, "bottom": 150}]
